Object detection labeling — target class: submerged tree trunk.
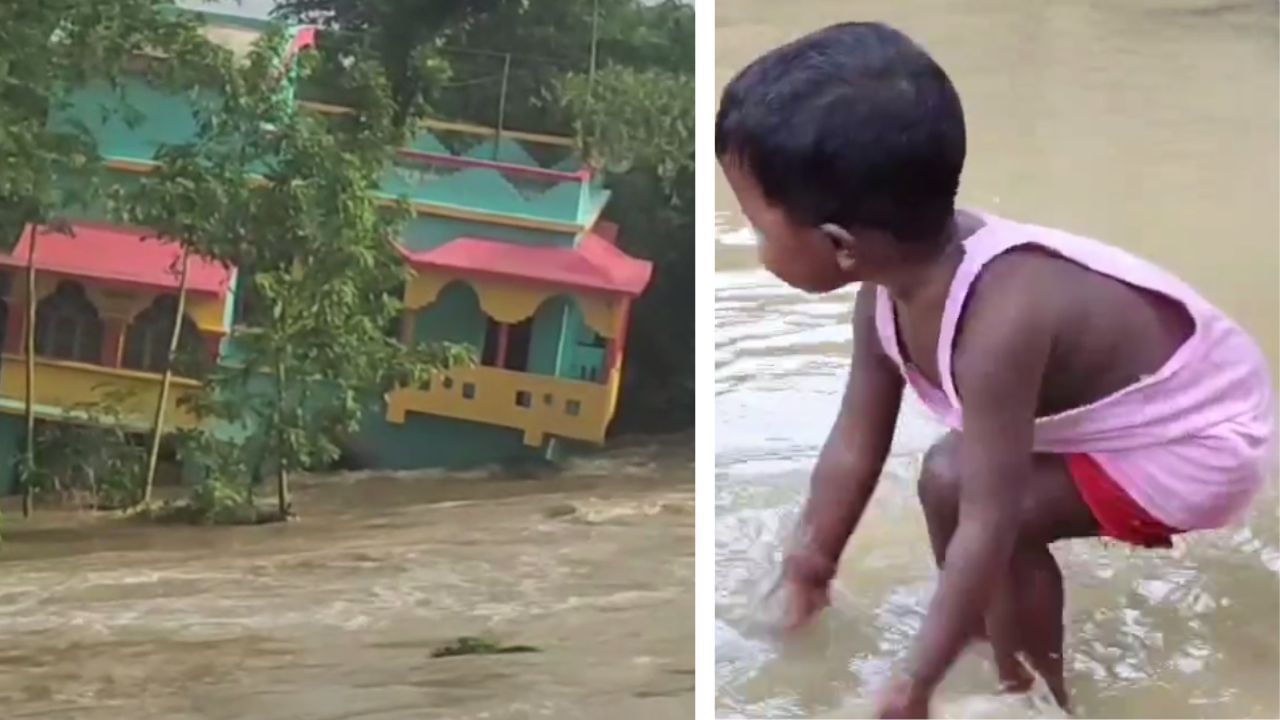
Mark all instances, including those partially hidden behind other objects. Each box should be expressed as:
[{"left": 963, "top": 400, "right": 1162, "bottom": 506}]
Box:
[
  {"left": 140, "top": 250, "right": 191, "bottom": 508},
  {"left": 22, "top": 224, "right": 38, "bottom": 518}
]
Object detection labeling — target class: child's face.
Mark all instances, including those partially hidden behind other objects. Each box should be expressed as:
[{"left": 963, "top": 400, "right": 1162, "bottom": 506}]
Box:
[{"left": 721, "top": 159, "right": 858, "bottom": 293}]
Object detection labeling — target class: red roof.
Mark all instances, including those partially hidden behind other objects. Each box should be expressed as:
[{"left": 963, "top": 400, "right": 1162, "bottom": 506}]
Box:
[
  {"left": 0, "top": 223, "right": 232, "bottom": 297},
  {"left": 402, "top": 225, "right": 652, "bottom": 296}
]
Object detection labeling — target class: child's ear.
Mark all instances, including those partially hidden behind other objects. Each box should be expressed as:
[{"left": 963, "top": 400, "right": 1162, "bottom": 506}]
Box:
[{"left": 819, "top": 223, "right": 858, "bottom": 272}]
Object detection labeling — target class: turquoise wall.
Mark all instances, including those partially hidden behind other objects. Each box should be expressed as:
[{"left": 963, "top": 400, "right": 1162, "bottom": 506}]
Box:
[
  {"left": 53, "top": 77, "right": 205, "bottom": 161},
  {"left": 527, "top": 294, "right": 601, "bottom": 383},
  {"left": 581, "top": 181, "right": 611, "bottom": 226},
  {"left": 401, "top": 215, "right": 573, "bottom": 252},
  {"left": 380, "top": 163, "right": 587, "bottom": 226},
  {"left": 463, "top": 137, "right": 538, "bottom": 167},
  {"left": 413, "top": 281, "right": 485, "bottom": 351},
  {"left": 559, "top": 302, "right": 607, "bottom": 383},
  {"left": 405, "top": 130, "right": 569, "bottom": 171},
  {"left": 348, "top": 409, "right": 547, "bottom": 470},
  {"left": 0, "top": 413, "right": 22, "bottom": 495},
  {"left": 527, "top": 297, "right": 569, "bottom": 376}
]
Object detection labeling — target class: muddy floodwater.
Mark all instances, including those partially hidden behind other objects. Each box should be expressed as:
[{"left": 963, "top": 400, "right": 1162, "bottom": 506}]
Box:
[
  {"left": 715, "top": 0, "right": 1279, "bottom": 718},
  {"left": 0, "top": 440, "right": 693, "bottom": 719}
]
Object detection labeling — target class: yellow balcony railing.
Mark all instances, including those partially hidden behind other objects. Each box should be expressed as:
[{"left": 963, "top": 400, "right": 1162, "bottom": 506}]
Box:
[
  {"left": 385, "top": 365, "right": 616, "bottom": 446},
  {"left": 0, "top": 356, "right": 202, "bottom": 430}
]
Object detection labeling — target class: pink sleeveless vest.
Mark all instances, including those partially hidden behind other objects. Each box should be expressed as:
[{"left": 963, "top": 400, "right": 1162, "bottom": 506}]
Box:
[{"left": 874, "top": 212, "right": 1275, "bottom": 530}]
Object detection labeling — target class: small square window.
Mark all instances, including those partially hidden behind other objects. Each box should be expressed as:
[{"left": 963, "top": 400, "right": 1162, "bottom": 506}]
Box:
[
  {"left": 566, "top": 399, "right": 581, "bottom": 417},
  {"left": 420, "top": 377, "right": 432, "bottom": 391},
  {"left": 462, "top": 382, "right": 476, "bottom": 399},
  {"left": 442, "top": 376, "right": 454, "bottom": 390},
  {"left": 543, "top": 393, "right": 554, "bottom": 406},
  {"left": 515, "top": 390, "right": 532, "bottom": 408}
]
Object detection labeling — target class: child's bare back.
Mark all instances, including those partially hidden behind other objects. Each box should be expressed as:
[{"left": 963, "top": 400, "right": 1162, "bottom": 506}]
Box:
[{"left": 717, "top": 21, "right": 1274, "bottom": 719}]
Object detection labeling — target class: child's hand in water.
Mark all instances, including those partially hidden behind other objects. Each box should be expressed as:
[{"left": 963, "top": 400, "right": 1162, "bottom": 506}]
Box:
[
  {"left": 875, "top": 676, "right": 930, "bottom": 718},
  {"left": 781, "top": 574, "right": 829, "bottom": 632},
  {"left": 779, "top": 551, "right": 834, "bottom": 632}
]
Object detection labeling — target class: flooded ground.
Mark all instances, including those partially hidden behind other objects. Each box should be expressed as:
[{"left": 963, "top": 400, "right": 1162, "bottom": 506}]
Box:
[
  {"left": 0, "top": 439, "right": 693, "bottom": 719},
  {"left": 715, "top": 0, "right": 1279, "bottom": 718}
]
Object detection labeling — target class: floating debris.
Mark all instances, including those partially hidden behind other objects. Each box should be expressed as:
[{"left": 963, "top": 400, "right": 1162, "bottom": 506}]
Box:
[{"left": 430, "top": 635, "right": 541, "bottom": 659}]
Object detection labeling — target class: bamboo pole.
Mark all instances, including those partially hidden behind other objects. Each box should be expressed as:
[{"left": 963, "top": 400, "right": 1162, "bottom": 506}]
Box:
[
  {"left": 140, "top": 249, "right": 191, "bottom": 507},
  {"left": 21, "top": 224, "right": 37, "bottom": 518}
]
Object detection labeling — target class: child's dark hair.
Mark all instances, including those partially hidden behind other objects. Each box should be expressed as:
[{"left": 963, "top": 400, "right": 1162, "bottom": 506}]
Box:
[{"left": 716, "top": 22, "right": 966, "bottom": 245}]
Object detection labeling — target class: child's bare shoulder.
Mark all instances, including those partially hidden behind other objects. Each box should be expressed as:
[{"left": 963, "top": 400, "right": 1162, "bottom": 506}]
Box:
[
  {"left": 965, "top": 248, "right": 1081, "bottom": 323},
  {"left": 954, "top": 247, "right": 1105, "bottom": 366}
]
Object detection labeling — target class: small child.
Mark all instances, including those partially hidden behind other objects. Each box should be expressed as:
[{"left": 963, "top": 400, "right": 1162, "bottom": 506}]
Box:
[{"left": 716, "top": 21, "right": 1275, "bottom": 719}]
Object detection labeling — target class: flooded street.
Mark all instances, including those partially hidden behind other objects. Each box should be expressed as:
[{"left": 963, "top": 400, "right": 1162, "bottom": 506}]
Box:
[
  {"left": 715, "top": 1, "right": 1278, "bottom": 718},
  {"left": 0, "top": 441, "right": 693, "bottom": 719}
]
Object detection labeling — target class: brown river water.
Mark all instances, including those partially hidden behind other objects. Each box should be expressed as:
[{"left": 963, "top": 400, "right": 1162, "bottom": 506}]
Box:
[
  {"left": 0, "top": 440, "right": 693, "bottom": 719},
  {"left": 715, "top": 0, "right": 1279, "bottom": 718}
]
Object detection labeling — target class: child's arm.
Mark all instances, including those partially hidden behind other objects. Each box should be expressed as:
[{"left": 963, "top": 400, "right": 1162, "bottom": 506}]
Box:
[
  {"left": 788, "top": 283, "right": 904, "bottom": 584},
  {"left": 898, "top": 257, "right": 1052, "bottom": 703}
]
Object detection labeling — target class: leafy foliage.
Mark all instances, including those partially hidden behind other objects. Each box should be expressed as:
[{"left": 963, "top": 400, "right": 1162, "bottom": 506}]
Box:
[
  {"left": 119, "top": 28, "right": 472, "bottom": 520},
  {"left": 28, "top": 393, "right": 149, "bottom": 510},
  {"left": 276, "top": 0, "right": 518, "bottom": 125},
  {"left": 558, "top": 66, "right": 692, "bottom": 193}
]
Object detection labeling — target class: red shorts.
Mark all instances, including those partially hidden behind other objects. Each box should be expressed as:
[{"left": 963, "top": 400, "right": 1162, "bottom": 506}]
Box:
[{"left": 1065, "top": 453, "right": 1183, "bottom": 548}]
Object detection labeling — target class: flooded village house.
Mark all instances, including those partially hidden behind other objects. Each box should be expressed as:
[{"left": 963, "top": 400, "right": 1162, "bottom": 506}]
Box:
[{"left": 0, "top": 10, "right": 653, "bottom": 493}]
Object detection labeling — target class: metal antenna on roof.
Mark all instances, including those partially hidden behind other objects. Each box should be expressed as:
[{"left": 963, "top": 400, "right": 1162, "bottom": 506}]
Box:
[
  {"left": 494, "top": 52, "right": 511, "bottom": 161},
  {"left": 587, "top": 0, "right": 600, "bottom": 101},
  {"left": 585, "top": 0, "right": 601, "bottom": 165}
]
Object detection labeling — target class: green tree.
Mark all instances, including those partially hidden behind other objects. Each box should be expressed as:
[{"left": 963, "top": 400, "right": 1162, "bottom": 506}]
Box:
[
  {"left": 275, "top": 0, "right": 515, "bottom": 126},
  {"left": 557, "top": 63, "right": 693, "bottom": 430},
  {"left": 122, "top": 31, "right": 470, "bottom": 520},
  {"left": 0, "top": 0, "right": 209, "bottom": 516}
]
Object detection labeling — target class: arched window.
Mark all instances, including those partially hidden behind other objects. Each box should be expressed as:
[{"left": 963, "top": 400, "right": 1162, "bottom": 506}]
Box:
[
  {"left": 35, "top": 281, "right": 103, "bottom": 363},
  {"left": 122, "top": 295, "right": 203, "bottom": 376}
]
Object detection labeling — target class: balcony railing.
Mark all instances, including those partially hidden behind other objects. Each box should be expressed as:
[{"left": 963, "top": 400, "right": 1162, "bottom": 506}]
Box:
[
  {"left": 0, "top": 355, "right": 201, "bottom": 430},
  {"left": 384, "top": 364, "right": 617, "bottom": 446}
]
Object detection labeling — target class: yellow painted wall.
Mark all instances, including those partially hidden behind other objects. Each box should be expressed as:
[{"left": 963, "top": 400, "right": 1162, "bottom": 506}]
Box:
[
  {"left": 394, "top": 267, "right": 629, "bottom": 440},
  {"left": 0, "top": 274, "right": 222, "bottom": 434},
  {"left": 385, "top": 365, "right": 612, "bottom": 446},
  {"left": 398, "top": 270, "right": 633, "bottom": 444},
  {"left": 0, "top": 356, "right": 201, "bottom": 429}
]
